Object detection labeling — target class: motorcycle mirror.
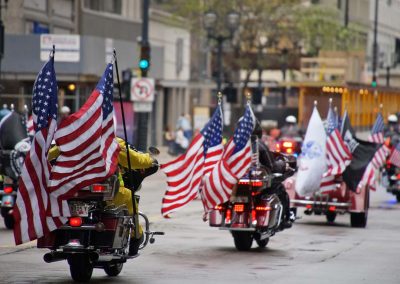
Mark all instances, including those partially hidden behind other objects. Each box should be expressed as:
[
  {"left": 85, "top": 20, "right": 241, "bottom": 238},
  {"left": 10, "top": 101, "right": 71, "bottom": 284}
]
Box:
[{"left": 148, "top": 146, "right": 160, "bottom": 156}]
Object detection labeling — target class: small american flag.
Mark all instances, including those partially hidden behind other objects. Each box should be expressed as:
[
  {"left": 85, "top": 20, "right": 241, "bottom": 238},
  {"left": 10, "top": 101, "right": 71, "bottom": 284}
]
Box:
[
  {"left": 320, "top": 105, "right": 352, "bottom": 192},
  {"left": 389, "top": 142, "right": 400, "bottom": 168},
  {"left": 47, "top": 63, "right": 120, "bottom": 217},
  {"left": 369, "top": 113, "right": 385, "bottom": 144},
  {"left": 26, "top": 115, "right": 34, "bottom": 136},
  {"left": 13, "top": 53, "right": 67, "bottom": 245},
  {"left": 201, "top": 105, "right": 255, "bottom": 213},
  {"left": 161, "top": 106, "right": 223, "bottom": 217}
]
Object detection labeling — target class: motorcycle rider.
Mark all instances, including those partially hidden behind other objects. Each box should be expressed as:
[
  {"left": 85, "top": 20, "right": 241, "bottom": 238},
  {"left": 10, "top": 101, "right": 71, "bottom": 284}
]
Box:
[
  {"left": 48, "top": 137, "right": 156, "bottom": 256},
  {"left": 253, "top": 122, "right": 294, "bottom": 229},
  {"left": 280, "top": 115, "right": 303, "bottom": 139},
  {"left": 384, "top": 114, "right": 400, "bottom": 147}
]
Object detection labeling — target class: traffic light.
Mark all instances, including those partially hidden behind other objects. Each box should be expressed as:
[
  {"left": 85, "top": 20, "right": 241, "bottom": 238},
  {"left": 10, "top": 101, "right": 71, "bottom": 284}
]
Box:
[
  {"left": 139, "top": 45, "right": 151, "bottom": 77},
  {"left": 371, "top": 80, "right": 377, "bottom": 88}
]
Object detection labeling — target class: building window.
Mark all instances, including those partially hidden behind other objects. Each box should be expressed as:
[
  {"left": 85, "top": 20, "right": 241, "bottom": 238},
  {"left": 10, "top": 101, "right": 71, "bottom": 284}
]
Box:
[{"left": 84, "top": 0, "right": 122, "bottom": 15}]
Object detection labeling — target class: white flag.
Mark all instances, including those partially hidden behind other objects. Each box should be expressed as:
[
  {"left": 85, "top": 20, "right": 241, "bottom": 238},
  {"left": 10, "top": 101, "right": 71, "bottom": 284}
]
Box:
[{"left": 295, "top": 106, "right": 327, "bottom": 196}]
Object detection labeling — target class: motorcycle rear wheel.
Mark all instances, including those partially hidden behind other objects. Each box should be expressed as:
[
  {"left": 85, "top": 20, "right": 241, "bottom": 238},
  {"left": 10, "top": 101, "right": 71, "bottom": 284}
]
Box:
[
  {"left": 68, "top": 254, "right": 93, "bottom": 282},
  {"left": 104, "top": 262, "right": 123, "bottom": 277},
  {"left": 232, "top": 231, "right": 253, "bottom": 251},
  {"left": 255, "top": 238, "right": 269, "bottom": 248},
  {"left": 3, "top": 214, "right": 14, "bottom": 229}
]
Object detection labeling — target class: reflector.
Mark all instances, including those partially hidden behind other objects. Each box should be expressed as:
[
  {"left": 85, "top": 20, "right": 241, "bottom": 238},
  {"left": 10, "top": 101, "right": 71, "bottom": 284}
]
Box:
[
  {"left": 91, "top": 184, "right": 107, "bottom": 193},
  {"left": 233, "top": 204, "right": 245, "bottom": 212}
]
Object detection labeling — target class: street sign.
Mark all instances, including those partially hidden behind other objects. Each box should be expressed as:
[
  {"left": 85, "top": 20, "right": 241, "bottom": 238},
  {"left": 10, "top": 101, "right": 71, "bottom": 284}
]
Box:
[
  {"left": 130, "top": 77, "right": 155, "bottom": 102},
  {"left": 40, "top": 34, "right": 80, "bottom": 62},
  {"left": 133, "top": 101, "right": 153, "bottom": 112}
]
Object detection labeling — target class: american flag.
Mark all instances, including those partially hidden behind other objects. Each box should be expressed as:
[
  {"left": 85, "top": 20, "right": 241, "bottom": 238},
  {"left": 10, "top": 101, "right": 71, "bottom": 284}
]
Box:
[
  {"left": 359, "top": 113, "right": 389, "bottom": 191},
  {"left": 13, "top": 54, "right": 67, "bottom": 245},
  {"left": 47, "top": 63, "right": 120, "bottom": 217},
  {"left": 201, "top": 105, "right": 255, "bottom": 213},
  {"left": 358, "top": 143, "right": 390, "bottom": 191},
  {"left": 161, "top": 106, "right": 223, "bottom": 217},
  {"left": 389, "top": 142, "right": 400, "bottom": 168},
  {"left": 320, "top": 105, "right": 352, "bottom": 192},
  {"left": 369, "top": 113, "right": 385, "bottom": 144}
]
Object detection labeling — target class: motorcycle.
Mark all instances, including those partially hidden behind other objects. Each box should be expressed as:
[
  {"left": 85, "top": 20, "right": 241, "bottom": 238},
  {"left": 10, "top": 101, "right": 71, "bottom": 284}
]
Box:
[
  {"left": 208, "top": 139, "right": 296, "bottom": 251},
  {"left": 275, "top": 136, "right": 302, "bottom": 157},
  {"left": 0, "top": 111, "right": 31, "bottom": 229},
  {"left": 37, "top": 146, "right": 164, "bottom": 282},
  {"left": 385, "top": 162, "right": 400, "bottom": 202}
]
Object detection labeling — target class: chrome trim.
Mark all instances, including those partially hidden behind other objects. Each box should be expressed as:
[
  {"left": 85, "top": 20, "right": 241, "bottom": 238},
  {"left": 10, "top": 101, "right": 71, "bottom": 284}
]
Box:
[
  {"left": 58, "top": 225, "right": 97, "bottom": 230},
  {"left": 292, "top": 199, "right": 351, "bottom": 208},
  {"left": 0, "top": 190, "right": 17, "bottom": 196},
  {"left": 219, "top": 227, "right": 256, "bottom": 232}
]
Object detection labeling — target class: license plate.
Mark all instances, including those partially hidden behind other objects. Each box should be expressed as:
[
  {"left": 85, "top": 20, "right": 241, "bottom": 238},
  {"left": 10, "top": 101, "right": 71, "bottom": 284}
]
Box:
[
  {"left": 69, "top": 202, "right": 90, "bottom": 217},
  {"left": 232, "top": 196, "right": 249, "bottom": 203},
  {"left": 1, "top": 195, "right": 14, "bottom": 207}
]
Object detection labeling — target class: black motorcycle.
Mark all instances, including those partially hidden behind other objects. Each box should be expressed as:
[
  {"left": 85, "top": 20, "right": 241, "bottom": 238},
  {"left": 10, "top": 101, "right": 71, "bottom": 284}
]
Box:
[{"left": 38, "top": 148, "right": 163, "bottom": 282}]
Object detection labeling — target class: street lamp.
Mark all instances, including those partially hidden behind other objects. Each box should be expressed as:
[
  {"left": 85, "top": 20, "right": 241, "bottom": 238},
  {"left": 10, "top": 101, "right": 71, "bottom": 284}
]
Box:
[
  {"left": 204, "top": 10, "right": 240, "bottom": 92},
  {"left": 280, "top": 48, "right": 289, "bottom": 107}
]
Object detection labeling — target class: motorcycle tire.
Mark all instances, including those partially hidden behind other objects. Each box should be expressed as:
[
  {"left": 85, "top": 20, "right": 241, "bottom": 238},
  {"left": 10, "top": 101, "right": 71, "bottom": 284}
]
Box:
[
  {"left": 3, "top": 214, "right": 14, "bottom": 229},
  {"left": 326, "top": 212, "right": 336, "bottom": 223},
  {"left": 232, "top": 231, "right": 253, "bottom": 251},
  {"left": 68, "top": 254, "right": 93, "bottom": 282},
  {"left": 104, "top": 262, "right": 123, "bottom": 277},
  {"left": 255, "top": 238, "right": 269, "bottom": 248}
]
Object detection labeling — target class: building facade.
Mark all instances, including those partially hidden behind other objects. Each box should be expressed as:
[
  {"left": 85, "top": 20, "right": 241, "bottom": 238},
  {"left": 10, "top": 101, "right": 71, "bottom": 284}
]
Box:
[{"left": 0, "top": 0, "right": 191, "bottom": 147}]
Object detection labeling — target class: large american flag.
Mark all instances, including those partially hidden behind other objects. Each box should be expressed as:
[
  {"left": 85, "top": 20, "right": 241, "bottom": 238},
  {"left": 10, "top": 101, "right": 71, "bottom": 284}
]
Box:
[
  {"left": 47, "top": 63, "right": 120, "bottom": 217},
  {"left": 201, "top": 105, "right": 255, "bottom": 213},
  {"left": 369, "top": 113, "right": 385, "bottom": 144},
  {"left": 13, "top": 54, "right": 67, "bottom": 245},
  {"left": 161, "top": 106, "right": 223, "bottom": 217},
  {"left": 389, "top": 142, "right": 400, "bottom": 168},
  {"left": 320, "top": 105, "right": 352, "bottom": 192}
]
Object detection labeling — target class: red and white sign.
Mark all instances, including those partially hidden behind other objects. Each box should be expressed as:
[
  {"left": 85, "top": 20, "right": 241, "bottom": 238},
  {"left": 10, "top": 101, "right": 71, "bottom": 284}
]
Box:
[{"left": 130, "top": 78, "right": 155, "bottom": 102}]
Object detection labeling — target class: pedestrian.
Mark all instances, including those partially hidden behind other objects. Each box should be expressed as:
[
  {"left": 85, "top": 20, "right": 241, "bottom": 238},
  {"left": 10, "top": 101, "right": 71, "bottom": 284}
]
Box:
[
  {"left": 175, "top": 126, "right": 189, "bottom": 154},
  {"left": 164, "top": 125, "right": 176, "bottom": 155},
  {"left": 59, "top": 106, "right": 71, "bottom": 124},
  {"left": 176, "top": 113, "right": 192, "bottom": 141}
]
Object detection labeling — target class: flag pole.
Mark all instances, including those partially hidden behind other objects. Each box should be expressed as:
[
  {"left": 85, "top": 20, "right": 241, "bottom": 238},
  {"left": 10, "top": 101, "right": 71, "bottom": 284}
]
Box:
[{"left": 113, "top": 49, "right": 140, "bottom": 241}]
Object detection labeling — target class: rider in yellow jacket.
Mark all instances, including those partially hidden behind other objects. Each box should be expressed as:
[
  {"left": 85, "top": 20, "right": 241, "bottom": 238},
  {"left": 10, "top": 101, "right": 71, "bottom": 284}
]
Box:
[{"left": 48, "top": 137, "right": 155, "bottom": 255}]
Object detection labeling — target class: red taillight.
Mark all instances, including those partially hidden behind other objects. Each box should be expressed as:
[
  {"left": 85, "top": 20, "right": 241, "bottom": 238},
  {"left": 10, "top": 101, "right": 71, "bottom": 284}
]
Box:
[
  {"left": 238, "top": 180, "right": 263, "bottom": 187},
  {"left": 306, "top": 204, "right": 312, "bottom": 209},
  {"left": 252, "top": 209, "right": 256, "bottom": 220},
  {"left": 69, "top": 217, "right": 82, "bottom": 227},
  {"left": 3, "top": 186, "right": 13, "bottom": 194},
  {"left": 283, "top": 141, "right": 293, "bottom": 148},
  {"left": 225, "top": 209, "right": 231, "bottom": 223},
  {"left": 285, "top": 148, "right": 293, "bottom": 154},
  {"left": 3, "top": 201, "right": 12, "bottom": 205},
  {"left": 255, "top": 206, "right": 271, "bottom": 211},
  {"left": 396, "top": 173, "right": 400, "bottom": 179},
  {"left": 233, "top": 204, "right": 245, "bottom": 213},
  {"left": 328, "top": 206, "right": 336, "bottom": 212},
  {"left": 91, "top": 184, "right": 108, "bottom": 193}
]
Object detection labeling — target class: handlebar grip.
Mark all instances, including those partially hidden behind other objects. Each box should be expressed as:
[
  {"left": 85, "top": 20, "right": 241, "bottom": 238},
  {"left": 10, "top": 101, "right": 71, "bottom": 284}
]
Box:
[{"left": 153, "top": 232, "right": 165, "bottom": 235}]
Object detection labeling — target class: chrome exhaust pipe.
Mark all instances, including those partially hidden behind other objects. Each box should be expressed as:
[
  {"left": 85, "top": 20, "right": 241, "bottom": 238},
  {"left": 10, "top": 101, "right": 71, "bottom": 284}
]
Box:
[{"left": 43, "top": 252, "right": 66, "bottom": 263}]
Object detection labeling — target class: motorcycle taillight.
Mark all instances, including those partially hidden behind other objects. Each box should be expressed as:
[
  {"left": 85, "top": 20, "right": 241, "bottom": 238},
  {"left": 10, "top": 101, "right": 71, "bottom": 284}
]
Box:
[
  {"left": 91, "top": 184, "right": 109, "bottom": 193},
  {"left": 3, "top": 186, "right": 13, "bottom": 194},
  {"left": 233, "top": 203, "right": 245, "bottom": 213}
]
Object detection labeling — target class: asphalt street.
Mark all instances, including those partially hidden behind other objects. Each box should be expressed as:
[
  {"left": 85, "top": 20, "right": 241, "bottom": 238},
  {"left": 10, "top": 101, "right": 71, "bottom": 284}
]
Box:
[{"left": 0, "top": 149, "right": 399, "bottom": 283}]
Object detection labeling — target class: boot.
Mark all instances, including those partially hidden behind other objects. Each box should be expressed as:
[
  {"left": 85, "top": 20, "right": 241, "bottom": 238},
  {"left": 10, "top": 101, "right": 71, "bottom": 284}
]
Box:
[{"left": 128, "top": 233, "right": 144, "bottom": 256}]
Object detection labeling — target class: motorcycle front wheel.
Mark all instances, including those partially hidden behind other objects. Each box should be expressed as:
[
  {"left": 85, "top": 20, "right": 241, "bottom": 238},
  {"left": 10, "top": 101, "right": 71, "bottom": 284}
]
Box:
[
  {"left": 3, "top": 214, "right": 14, "bottom": 229},
  {"left": 232, "top": 231, "right": 253, "bottom": 251},
  {"left": 68, "top": 254, "right": 93, "bottom": 282},
  {"left": 104, "top": 262, "right": 123, "bottom": 277}
]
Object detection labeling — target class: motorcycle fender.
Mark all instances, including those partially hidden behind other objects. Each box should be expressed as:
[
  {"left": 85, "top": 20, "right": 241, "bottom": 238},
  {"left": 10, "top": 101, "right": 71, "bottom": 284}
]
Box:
[{"left": 257, "top": 194, "right": 281, "bottom": 229}]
